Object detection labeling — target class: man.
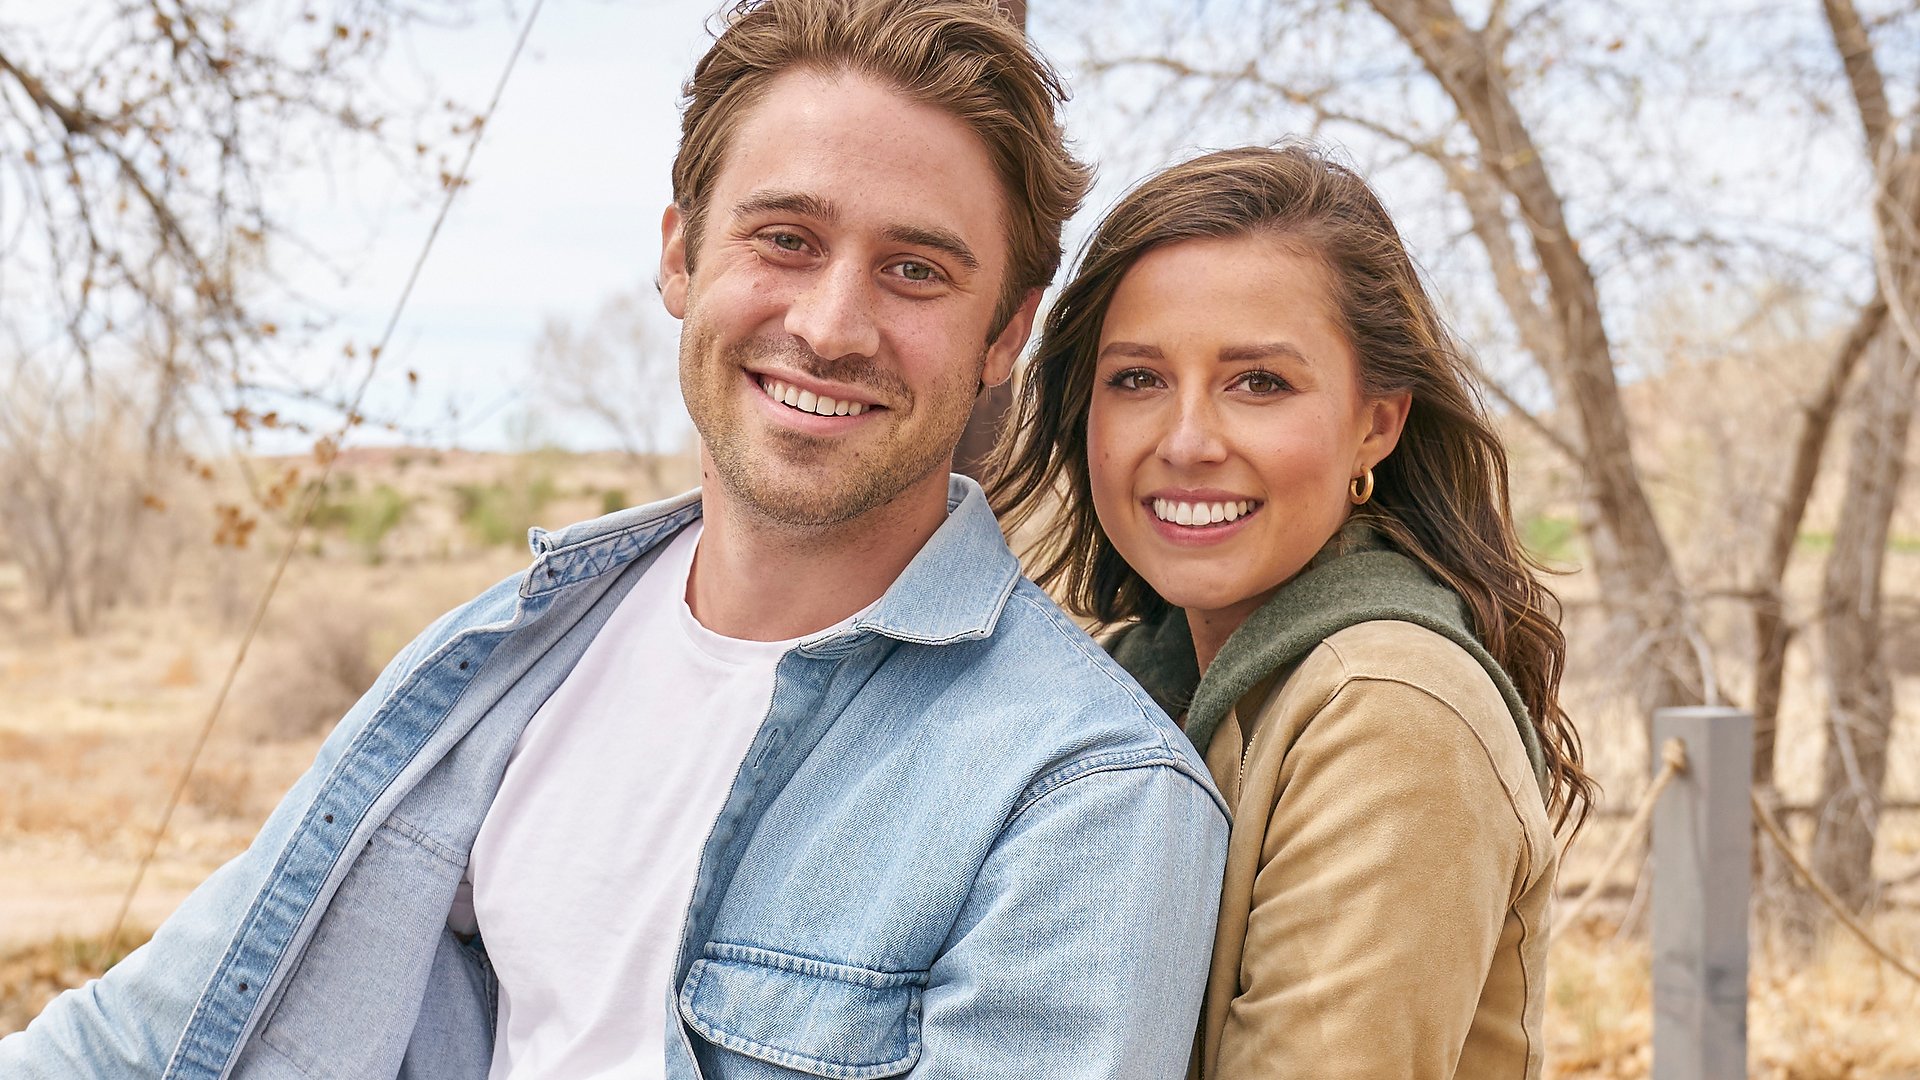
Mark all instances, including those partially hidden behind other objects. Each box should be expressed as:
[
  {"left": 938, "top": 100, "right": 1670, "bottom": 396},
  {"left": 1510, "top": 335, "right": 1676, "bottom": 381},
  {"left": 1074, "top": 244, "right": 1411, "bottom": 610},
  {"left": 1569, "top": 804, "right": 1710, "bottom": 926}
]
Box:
[{"left": 2, "top": 1, "right": 1228, "bottom": 1076}]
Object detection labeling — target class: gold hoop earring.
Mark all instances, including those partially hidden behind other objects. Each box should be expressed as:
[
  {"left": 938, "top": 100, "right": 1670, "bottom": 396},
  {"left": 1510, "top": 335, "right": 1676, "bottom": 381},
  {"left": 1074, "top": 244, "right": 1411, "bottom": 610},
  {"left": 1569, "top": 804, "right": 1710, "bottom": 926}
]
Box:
[{"left": 1349, "top": 467, "right": 1375, "bottom": 505}]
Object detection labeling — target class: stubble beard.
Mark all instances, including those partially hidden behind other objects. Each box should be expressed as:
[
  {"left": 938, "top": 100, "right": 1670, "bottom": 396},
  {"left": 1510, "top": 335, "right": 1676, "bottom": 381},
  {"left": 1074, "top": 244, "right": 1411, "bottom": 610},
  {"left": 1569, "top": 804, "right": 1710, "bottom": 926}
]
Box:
[{"left": 678, "top": 318, "right": 982, "bottom": 530}]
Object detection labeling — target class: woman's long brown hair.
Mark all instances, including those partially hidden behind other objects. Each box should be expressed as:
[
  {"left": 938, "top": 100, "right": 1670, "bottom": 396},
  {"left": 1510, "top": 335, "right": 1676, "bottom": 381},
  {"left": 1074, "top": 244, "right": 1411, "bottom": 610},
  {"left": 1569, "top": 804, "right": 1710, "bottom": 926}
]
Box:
[{"left": 989, "top": 143, "right": 1595, "bottom": 833}]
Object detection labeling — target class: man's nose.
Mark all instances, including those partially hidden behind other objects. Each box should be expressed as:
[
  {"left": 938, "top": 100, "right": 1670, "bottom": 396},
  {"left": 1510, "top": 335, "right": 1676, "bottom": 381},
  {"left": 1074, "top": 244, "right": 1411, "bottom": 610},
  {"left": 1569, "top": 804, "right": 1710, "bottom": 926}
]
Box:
[
  {"left": 785, "top": 261, "right": 880, "bottom": 361},
  {"left": 1157, "top": 392, "right": 1228, "bottom": 466}
]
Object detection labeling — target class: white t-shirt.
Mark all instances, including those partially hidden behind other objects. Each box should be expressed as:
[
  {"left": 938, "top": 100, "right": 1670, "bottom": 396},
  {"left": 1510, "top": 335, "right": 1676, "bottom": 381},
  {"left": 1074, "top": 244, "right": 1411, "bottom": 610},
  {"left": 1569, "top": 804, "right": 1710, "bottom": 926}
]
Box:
[{"left": 465, "top": 521, "right": 847, "bottom": 1079}]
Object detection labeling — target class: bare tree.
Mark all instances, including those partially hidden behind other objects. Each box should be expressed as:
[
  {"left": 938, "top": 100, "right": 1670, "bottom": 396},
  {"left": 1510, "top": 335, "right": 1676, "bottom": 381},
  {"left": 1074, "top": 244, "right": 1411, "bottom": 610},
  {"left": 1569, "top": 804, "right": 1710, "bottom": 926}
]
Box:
[
  {"left": 0, "top": 326, "right": 189, "bottom": 633},
  {"left": 534, "top": 293, "right": 684, "bottom": 495},
  {"left": 0, "top": 0, "right": 470, "bottom": 377},
  {"left": 1803, "top": 0, "right": 1920, "bottom": 913},
  {"left": 0, "top": 0, "right": 477, "bottom": 628}
]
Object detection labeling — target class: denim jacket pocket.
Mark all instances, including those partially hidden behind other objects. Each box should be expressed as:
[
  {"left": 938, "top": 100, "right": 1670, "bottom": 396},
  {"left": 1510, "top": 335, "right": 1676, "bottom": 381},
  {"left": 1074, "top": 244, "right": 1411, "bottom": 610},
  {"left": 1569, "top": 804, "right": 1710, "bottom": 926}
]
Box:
[
  {"left": 678, "top": 943, "right": 925, "bottom": 1079},
  {"left": 253, "top": 820, "right": 465, "bottom": 1079}
]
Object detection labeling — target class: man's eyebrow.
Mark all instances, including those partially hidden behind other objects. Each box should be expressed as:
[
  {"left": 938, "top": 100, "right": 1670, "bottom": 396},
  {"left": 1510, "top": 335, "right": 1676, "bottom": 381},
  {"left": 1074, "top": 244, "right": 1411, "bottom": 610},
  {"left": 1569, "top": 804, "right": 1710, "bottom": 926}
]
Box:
[
  {"left": 731, "top": 190, "right": 837, "bottom": 221},
  {"left": 1219, "top": 342, "right": 1311, "bottom": 365},
  {"left": 883, "top": 224, "right": 980, "bottom": 273}
]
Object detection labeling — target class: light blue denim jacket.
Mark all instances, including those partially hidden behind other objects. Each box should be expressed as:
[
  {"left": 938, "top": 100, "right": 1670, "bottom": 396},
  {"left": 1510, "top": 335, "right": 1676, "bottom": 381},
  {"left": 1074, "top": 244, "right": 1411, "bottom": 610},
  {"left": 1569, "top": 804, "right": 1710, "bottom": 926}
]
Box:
[{"left": 3, "top": 477, "right": 1228, "bottom": 1080}]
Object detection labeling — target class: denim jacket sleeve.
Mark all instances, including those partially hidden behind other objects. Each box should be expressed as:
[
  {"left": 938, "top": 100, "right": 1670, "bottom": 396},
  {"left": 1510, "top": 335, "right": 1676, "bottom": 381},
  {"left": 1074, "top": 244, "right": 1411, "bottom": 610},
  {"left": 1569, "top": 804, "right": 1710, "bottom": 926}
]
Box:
[
  {"left": 0, "top": 615, "right": 446, "bottom": 1078},
  {"left": 915, "top": 759, "right": 1227, "bottom": 1079}
]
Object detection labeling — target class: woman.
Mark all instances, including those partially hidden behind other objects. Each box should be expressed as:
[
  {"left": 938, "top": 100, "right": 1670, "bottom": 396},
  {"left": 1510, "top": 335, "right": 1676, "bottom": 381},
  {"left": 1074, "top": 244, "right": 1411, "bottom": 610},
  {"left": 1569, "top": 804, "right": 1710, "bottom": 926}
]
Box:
[{"left": 991, "top": 143, "right": 1594, "bottom": 1078}]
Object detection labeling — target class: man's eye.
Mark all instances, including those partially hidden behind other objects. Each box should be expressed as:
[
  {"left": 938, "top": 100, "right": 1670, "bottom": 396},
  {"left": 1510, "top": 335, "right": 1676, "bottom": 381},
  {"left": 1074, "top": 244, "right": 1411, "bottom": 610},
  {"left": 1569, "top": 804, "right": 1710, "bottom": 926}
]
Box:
[
  {"left": 769, "top": 232, "right": 807, "bottom": 252},
  {"left": 893, "top": 260, "right": 940, "bottom": 283}
]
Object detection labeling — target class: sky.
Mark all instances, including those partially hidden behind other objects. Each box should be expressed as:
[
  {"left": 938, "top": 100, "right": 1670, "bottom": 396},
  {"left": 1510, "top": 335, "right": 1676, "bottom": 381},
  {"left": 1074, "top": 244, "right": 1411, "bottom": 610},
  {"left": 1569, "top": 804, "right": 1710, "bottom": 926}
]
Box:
[
  {"left": 4, "top": 0, "right": 1895, "bottom": 454},
  {"left": 281, "top": 0, "right": 721, "bottom": 451}
]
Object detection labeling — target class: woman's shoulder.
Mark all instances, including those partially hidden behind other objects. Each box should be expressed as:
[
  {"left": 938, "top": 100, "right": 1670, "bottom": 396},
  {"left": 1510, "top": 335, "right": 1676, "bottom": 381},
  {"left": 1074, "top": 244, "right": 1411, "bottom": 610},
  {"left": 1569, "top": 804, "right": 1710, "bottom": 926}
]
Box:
[
  {"left": 1261, "top": 620, "right": 1543, "bottom": 813},
  {"left": 1312, "top": 619, "right": 1506, "bottom": 709}
]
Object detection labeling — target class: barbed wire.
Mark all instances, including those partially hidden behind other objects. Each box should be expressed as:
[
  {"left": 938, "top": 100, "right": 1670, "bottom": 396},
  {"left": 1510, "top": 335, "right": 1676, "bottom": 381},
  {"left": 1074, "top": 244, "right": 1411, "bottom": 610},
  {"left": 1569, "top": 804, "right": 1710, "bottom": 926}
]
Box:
[{"left": 104, "top": 0, "right": 551, "bottom": 952}]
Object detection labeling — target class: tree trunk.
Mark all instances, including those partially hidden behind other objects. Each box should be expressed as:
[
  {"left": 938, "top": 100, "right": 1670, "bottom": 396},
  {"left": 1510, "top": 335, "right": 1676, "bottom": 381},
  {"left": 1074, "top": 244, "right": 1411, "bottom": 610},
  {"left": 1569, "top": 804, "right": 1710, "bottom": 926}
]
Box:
[
  {"left": 1752, "top": 296, "right": 1885, "bottom": 791},
  {"left": 1809, "top": 336, "right": 1915, "bottom": 912},
  {"left": 1806, "top": 0, "right": 1920, "bottom": 917},
  {"left": 1368, "top": 0, "right": 1706, "bottom": 712}
]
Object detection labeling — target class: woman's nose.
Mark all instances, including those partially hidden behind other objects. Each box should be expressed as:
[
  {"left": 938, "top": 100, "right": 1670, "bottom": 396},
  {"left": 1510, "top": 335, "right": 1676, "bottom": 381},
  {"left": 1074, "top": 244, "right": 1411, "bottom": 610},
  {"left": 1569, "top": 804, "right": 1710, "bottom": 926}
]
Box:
[{"left": 1157, "top": 393, "right": 1228, "bottom": 467}]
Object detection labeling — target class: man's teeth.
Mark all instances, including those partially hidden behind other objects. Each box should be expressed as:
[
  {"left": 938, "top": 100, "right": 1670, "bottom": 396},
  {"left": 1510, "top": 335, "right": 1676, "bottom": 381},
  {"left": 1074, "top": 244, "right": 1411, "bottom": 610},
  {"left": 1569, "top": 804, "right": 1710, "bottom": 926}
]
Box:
[
  {"left": 1152, "top": 498, "right": 1254, "bottom": 526},
  {"left": 759, "top": 377, "right": 869, "bottom": 417}
]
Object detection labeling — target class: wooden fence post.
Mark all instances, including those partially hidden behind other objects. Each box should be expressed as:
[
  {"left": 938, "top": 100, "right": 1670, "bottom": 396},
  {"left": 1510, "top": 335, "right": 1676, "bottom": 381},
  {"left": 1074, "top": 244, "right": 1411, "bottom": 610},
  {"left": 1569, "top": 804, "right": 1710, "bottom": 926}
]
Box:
[{"left": 1651, "top": 706, "right": 1752, "bottom": 1080}]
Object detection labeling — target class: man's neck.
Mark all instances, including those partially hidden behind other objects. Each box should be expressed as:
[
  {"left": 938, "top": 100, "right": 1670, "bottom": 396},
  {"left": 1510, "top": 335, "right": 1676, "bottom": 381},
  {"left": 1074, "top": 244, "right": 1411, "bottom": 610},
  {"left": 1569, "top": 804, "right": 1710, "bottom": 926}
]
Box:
[{"left": 686, "top": 467, "right": 953, "bottom": 642}]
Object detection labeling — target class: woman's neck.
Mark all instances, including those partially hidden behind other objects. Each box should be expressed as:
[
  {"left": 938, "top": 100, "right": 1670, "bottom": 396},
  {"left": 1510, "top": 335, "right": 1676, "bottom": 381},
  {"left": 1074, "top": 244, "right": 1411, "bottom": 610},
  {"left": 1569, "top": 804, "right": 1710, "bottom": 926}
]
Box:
[{"left": 1186, "top": 593, "right": 1269, "bottom": 676}]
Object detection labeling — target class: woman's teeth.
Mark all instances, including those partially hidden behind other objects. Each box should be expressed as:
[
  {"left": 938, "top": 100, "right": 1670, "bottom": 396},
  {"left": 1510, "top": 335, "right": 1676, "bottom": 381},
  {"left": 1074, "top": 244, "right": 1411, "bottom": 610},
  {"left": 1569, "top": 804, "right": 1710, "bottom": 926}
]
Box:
[
  {"left": 1152, "top": 498, "right": 1254, "bottom": 527},
  {"left": 759, "top": 376, "right": 869, "bottom": 417}
]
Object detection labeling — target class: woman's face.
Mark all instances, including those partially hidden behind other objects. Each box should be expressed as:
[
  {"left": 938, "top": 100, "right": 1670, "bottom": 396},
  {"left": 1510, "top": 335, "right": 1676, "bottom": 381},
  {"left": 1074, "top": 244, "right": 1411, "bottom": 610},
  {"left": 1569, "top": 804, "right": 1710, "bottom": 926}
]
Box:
[{"left": 1087, "top": 235, "right": 1406, "bottom": 637}]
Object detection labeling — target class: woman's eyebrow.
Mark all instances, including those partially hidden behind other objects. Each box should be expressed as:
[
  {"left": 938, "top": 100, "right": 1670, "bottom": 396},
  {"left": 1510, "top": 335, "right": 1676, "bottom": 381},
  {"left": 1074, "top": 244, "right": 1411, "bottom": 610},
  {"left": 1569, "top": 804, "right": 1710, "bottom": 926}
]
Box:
[
  {"left": 1098, "top": 341, "right": 1163, "bottom": 361},
  {"left": 1219, "top": 342, "right": 1310, "bottom": 365}
]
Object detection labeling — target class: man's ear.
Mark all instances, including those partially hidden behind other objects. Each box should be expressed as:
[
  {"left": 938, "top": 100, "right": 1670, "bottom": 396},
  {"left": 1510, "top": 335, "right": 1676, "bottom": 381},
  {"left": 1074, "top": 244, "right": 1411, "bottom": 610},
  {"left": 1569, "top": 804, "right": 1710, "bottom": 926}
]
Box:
[
  {"left": 660, "top": 204, "right": 690, "bottom": 320},
  {"left": 983, "top": 288, "right": 1044, "bottom": 388},
  {"left": 1358, "top": 391, "right": 1413, "bottom": 473}
]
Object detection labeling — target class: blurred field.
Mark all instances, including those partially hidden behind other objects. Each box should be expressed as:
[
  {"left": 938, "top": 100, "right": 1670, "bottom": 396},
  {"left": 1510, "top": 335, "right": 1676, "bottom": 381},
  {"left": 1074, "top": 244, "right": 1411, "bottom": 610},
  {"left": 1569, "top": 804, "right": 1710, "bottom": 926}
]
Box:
[{"left": 2, "top": 446, "right": 1918, "bottom": 1074}]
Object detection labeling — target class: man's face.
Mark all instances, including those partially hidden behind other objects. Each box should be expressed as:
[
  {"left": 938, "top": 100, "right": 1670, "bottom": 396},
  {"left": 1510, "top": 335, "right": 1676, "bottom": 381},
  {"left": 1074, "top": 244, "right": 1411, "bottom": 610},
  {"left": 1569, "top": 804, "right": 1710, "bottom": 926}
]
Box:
[{"left": 660, "top": 68, "right": 1036, "bottom": 529}]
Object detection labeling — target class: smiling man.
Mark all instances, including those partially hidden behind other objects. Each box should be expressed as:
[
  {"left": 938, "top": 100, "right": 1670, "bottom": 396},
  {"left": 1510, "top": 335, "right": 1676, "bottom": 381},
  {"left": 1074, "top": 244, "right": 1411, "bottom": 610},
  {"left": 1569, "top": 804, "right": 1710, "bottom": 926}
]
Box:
[{"left": 0, "top": 2, "right": 1228, "bottom": 1077}]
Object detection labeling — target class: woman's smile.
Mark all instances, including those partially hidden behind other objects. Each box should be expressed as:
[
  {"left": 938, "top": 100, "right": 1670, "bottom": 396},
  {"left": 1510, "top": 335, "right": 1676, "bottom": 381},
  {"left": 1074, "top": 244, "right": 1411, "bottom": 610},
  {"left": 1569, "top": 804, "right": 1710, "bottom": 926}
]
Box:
[{"left": 1141, "top": 491, "right": 1264, "bottom": 545}]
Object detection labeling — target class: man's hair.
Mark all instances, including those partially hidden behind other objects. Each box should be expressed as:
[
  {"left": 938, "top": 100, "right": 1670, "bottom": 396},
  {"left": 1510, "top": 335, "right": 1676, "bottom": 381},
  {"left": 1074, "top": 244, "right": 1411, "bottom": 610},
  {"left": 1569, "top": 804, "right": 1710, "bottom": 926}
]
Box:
[{"left": 673, "top": 0, "right": 1091, "bottom": 335}]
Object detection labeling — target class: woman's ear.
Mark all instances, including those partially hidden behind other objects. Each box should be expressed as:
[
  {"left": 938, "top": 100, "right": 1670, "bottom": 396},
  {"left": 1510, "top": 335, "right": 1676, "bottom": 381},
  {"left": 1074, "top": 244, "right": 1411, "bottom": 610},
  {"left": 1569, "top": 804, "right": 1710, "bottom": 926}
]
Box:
[{"left": 1358, "top": 391, "right": 1413, "bottom": 473}]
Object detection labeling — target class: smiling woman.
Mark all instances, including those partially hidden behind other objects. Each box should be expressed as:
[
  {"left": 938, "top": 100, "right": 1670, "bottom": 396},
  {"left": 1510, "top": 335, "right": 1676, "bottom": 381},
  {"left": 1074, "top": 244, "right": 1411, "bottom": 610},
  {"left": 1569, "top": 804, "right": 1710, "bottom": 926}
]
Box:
[{"left": 990, "top": 142, "right": 1597, "bottom": 1079}]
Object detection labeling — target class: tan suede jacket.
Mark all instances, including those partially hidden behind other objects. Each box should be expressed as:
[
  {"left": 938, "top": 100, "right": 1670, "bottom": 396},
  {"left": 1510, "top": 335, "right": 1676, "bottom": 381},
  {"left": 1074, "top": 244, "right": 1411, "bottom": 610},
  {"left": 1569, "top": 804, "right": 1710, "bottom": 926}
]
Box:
[{"left": 1192, "top": 619, "right": 1557, "bottom": 1079}]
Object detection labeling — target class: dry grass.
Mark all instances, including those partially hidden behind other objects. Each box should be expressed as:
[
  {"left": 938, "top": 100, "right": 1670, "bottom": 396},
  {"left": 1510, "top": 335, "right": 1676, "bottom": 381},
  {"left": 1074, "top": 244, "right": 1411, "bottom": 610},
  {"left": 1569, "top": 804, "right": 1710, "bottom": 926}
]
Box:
[{"left": 1543, "top": 913, "right": 1920, "bottom": 1078}]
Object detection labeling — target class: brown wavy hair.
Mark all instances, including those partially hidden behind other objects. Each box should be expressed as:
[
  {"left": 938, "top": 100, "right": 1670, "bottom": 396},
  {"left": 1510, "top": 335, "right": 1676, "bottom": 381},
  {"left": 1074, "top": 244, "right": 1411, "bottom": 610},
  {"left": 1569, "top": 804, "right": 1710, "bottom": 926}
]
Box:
[
  {"left": 989, "top": 143, "right": 1595, "bottom": 833},
  {"left": 672, "top": 0, "right": 1091, "bottom": 335}
]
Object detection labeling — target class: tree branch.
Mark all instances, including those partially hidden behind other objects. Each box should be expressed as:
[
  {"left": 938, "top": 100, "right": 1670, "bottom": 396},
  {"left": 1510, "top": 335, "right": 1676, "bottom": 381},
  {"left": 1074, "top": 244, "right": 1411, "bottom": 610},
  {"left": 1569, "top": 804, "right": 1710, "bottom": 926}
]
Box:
[{"left": 1820, "top": 0, "right": 1895, "bottom": 159}]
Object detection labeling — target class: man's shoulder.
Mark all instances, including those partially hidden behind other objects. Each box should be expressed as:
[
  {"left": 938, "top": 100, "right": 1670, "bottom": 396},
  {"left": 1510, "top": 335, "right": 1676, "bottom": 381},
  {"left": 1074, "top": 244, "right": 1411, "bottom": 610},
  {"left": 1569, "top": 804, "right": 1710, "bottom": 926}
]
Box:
[
  {"left": 981, "top": 578, "right": 1162, "bottom": 708},
  {"left": 926, "top": 576, "right": 1223, "bottom": 806}
]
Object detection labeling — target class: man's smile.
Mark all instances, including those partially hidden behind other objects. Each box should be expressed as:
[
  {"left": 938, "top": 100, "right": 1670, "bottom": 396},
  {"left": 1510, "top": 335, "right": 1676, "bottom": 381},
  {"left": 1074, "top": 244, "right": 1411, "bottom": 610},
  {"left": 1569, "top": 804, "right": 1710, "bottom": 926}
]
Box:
[{"left": 754, "top": 372, "right": 879, "bottom": 417}]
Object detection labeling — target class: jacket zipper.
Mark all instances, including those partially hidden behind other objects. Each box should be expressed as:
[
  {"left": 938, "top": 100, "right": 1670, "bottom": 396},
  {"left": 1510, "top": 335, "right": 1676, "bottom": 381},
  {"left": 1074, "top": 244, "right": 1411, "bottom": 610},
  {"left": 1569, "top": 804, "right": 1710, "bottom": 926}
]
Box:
[{"left": 1237, "top": 721, "right": 1258, "bottom": 807}]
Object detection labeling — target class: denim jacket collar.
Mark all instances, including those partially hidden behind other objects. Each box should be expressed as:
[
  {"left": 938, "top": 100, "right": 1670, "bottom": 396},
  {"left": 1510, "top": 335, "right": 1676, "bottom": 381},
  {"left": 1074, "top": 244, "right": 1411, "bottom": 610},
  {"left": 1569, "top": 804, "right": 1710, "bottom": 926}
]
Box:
[{"left": 521, "top": 475, "right": 1019, "bottom": 647}]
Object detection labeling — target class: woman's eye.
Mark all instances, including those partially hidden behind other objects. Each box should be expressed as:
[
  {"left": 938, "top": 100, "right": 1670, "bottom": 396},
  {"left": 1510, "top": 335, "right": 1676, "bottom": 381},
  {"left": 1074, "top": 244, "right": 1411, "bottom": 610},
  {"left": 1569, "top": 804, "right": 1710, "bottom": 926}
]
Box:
[
  {"left": 1239, "top": 370, "right": 1290, "bottom": 394},
  {"left": 1108, "top": 369, "right": 1162, "bottom": 391}
]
